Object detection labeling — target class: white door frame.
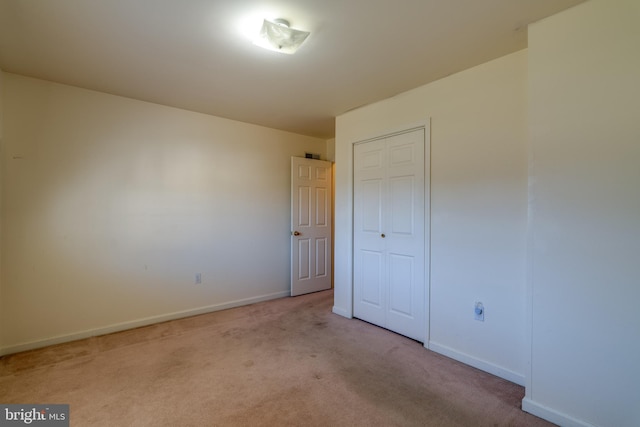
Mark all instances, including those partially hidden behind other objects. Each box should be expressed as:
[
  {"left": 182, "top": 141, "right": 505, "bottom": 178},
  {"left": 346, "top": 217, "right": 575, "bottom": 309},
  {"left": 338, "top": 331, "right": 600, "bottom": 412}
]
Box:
[
  {"left": 291, "top": 157, "right": 333, "bottom": 296},
  {"left": 340, "top": 119, "right": 431, "bottom": 348}
]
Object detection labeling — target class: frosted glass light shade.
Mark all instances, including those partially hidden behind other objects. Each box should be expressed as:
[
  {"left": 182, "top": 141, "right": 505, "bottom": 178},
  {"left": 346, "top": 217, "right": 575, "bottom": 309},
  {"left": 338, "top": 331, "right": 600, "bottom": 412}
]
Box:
[{"left": 254, "top": 19, "right": 310, "bottom": 54}]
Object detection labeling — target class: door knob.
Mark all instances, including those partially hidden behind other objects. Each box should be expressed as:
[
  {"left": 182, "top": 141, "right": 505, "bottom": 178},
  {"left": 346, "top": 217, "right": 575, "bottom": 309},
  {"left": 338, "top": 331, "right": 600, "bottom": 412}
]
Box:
[
  {"left": 293, "top": 231, "right": 301, "bottom": 236},
  {"left": 381, "top": 233, "right": 386, "bottom": 238}
]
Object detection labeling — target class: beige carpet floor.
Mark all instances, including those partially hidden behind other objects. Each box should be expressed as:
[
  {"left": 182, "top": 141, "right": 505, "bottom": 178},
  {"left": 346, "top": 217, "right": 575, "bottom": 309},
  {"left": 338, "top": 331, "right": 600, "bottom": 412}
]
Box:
[{"left": 0, "top": 290, "right": 553, "bottom": 426}]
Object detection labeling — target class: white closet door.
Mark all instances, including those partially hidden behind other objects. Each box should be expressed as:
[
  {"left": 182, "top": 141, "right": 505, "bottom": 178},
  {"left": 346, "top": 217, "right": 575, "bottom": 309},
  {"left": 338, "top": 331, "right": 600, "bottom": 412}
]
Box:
[
  {"left": 354, "top": 138, "right": 386, "bottom": 325},
  {"left": 353, "top": 128, "right": 425, "bottom": 342}
]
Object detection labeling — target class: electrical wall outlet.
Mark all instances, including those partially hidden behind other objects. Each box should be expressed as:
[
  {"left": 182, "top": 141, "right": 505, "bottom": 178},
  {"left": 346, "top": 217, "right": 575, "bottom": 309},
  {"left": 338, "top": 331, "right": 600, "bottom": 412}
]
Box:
[
  {"left": 474, "top": 302, "right": 484, "bottom": 321},
  {"left": 195, "top": 273, "right": 202, "bottom": 285}
]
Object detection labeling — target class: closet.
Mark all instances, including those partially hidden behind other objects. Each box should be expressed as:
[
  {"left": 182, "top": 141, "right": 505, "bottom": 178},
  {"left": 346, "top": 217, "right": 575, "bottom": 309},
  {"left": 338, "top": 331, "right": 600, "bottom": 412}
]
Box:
[{"left": 353, "top": 127, "right": 427, "bottom": 342}]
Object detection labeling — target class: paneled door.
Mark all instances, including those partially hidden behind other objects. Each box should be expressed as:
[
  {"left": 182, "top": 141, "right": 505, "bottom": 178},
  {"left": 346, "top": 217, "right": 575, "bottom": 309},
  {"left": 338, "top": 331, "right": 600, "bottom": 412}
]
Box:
[
  {"left": 353, "top": 128, "right": 426, "bottom": 342},
  {"left": 291, "top": 157, "right": 333, "bottom": 296}
]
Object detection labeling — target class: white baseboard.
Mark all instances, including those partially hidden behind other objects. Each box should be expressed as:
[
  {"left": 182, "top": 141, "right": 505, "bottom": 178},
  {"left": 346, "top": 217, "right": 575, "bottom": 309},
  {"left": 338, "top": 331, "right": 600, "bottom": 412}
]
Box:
[
  {"left": 332, "top": 305, "right": 352, "bottom": 318},
  {"left": 428, "top": 341, "right": 525, "bottom": 386},
  {"left": 0, "top": 291, "right": 290, "bottom": 356},
  {"left": 522, "top": 398, "right": 597, "bottom": 427}
]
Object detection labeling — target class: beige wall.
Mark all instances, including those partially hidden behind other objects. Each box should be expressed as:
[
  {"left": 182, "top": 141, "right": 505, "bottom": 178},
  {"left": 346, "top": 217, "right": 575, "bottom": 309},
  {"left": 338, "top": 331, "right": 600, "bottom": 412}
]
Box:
[
  {"left": 325, "top": 138, "right": 335, "bottom": 162},
  {"left": 334, "top": 50, "right": 528, "bottom": 384},
  {"left": 0, "top": 73, "right": 326, "bottom": 354},
  {"left": 525, "top": 1, "right": 640, "bottom": 426}
]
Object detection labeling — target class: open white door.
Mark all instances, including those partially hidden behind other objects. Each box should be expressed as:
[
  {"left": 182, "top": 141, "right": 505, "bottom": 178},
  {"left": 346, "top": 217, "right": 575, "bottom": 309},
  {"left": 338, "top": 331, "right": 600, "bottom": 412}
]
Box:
[{"left": 291, "top": 157, "right": 333, "bottom": 296}]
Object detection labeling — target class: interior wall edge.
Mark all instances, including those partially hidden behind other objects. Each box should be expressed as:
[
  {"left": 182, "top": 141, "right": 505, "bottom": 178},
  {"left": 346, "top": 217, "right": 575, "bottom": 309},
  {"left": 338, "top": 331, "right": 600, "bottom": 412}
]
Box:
[{"left": 331, "top": 306, "right": 351, "bottom": 319}]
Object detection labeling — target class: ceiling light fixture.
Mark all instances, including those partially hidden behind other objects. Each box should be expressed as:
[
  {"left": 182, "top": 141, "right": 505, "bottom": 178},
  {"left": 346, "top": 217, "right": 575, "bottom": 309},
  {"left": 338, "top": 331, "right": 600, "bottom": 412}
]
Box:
[{"left": 253, "top": 18, "right": 310, "bottom": 54}]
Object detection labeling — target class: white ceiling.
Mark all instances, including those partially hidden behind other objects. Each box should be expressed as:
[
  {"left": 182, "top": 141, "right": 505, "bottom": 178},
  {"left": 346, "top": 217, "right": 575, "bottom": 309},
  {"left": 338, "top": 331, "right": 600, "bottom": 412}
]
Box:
[{"left": 0, "top": 0, "right": 584, "bottom": 139}]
